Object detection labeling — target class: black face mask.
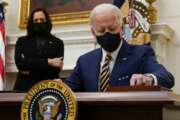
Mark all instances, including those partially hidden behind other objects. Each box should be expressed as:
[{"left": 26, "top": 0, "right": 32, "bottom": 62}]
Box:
[
  {"left": 32, "top": 22, "right": 49, "bottom": 35},
  {"left": 96, "top": 32, "right": 121, "bottom": 52}
]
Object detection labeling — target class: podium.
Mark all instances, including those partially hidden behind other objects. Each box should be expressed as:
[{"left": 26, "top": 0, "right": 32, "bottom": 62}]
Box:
[
  {"left": 77, "top": 92, "right": 173, "bottom": 120},
  {"left": 0, "top": 87, "right": 176, "bottom": 120}
]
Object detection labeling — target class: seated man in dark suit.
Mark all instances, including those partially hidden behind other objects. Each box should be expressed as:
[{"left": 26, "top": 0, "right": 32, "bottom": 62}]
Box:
[{"left": 64, "top": 3, "right": 174, "bottom": 92}]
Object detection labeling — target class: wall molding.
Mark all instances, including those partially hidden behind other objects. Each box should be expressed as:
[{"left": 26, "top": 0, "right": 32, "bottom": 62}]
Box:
[
  {"left": 6, "top": 23, "right": 175, "bottom": 73},
  {"left": 151, "top": 23, "right": 175, "bottom": 66},
  {"left": 151, "top": 23, "right": 175, "bottom": 41},
  {"left": 6, "top": 28, "right": 95, "bottom": 72}
]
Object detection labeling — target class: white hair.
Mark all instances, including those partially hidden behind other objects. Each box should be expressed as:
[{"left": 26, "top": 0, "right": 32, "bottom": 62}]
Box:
[{"left": 89, "top": 3, "right": 123, "bottom": 26}]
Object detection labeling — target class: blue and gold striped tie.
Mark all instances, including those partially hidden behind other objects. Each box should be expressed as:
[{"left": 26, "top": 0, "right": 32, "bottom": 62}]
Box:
[{"left": 100, "top": 54, "right": 112, "bottom": 92}]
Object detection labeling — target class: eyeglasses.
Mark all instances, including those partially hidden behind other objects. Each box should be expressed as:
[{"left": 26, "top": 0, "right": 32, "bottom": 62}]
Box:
[{"left": 93, "top": 20, "right": 121, "bottom": 36}]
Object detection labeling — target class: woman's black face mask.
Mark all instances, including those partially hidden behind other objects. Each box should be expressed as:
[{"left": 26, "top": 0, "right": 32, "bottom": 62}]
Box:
[
  {"left": 96, "top": 32, "right": 121, "bottom": 52},
  {"left": 32, "top": 22, "right": 49, "bottom": 35}
]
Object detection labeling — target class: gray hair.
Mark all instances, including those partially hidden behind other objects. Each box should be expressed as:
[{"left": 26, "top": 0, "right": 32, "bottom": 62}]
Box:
[{"left": 89, "top": 3, "right": 123, "bottom": 26}]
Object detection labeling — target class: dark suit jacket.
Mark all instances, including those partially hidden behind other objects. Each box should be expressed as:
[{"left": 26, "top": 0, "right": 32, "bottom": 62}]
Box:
[
  {"left": 65, "top": 41, "right": 174, "bottom": 92},
  {"left": 14, "top": 35, "right": 64, "bottom": 91}
]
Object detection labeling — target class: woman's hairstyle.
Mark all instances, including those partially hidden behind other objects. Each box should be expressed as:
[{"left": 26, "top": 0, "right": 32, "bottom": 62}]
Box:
[{"left": 27, "top": 8, "right": 52, "bottom": 36}]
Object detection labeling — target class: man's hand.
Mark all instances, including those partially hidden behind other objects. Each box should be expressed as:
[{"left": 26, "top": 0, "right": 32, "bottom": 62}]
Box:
[{"left": 130, "top": 74, "right": 154, "bottom": 86}]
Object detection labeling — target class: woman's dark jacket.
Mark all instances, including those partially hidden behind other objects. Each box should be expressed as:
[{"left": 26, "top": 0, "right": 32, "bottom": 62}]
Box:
[{"left": 14, "top": 34, "right": 64, "bottom": 91}]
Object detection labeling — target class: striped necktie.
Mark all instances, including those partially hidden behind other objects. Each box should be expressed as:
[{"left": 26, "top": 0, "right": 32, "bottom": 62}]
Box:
[{"left": 100, "top": 54, "right": 112, "bottom": 92}]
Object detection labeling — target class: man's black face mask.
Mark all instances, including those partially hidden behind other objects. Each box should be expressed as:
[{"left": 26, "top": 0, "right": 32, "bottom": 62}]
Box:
[
  {"left": 32, "top": 22, "right": 49, "bottom": 35},
  {"left": 96, "top": 32, "right": 121, "bottom": 52}
]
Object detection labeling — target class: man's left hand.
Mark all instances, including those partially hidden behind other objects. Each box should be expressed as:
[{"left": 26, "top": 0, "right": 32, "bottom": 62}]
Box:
[{"left": 130, "top": 74, "right": 154, "bottom": 86}]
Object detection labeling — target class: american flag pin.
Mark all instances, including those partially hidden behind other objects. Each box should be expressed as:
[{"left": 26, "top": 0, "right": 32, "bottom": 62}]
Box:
[{"left": 122, "top": 58, "right": 127, "bottom": 61}]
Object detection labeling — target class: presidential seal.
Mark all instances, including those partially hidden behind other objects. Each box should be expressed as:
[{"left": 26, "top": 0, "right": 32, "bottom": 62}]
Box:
[{"left": 21, "top": 79, "right": 77, "bottom": 120}]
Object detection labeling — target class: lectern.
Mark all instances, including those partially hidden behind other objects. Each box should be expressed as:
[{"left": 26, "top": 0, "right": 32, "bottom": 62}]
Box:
[{"left": 0, "top": 87, "right": 176, "bottom": 120}]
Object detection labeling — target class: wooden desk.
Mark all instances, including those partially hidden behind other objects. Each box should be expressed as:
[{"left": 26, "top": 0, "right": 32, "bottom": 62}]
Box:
[{"left": 0, "top": 91, "right": 175, "bottom": 120}]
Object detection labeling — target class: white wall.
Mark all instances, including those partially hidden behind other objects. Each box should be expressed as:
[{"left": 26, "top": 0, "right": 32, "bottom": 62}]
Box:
[
  {"left": 156, "top": 0, "right": 180, "bottom": 93},
  {"left": 5, "top": 0, "right": 95, "bottom": 69},
  {"left": 5, "top": 0, "right": 95, "bottom": 89}
]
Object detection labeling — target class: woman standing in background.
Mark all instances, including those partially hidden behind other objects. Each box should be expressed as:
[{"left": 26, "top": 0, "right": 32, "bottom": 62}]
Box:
[{"left": 14, "top": 8, "right": 64, "bottom": 92}]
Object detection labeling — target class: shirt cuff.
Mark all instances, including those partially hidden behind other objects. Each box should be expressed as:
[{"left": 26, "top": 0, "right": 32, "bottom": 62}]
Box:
[{"left": 145, "top": 73, "right": 158, "bottom": 86}]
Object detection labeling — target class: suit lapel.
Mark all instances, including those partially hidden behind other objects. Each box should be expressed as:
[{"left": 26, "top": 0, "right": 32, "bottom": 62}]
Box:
[
  {"left": 89, "top": 49, "right": 102, "bottom": 90},
  {"left": 109, "top": 41, "right": 132, "bottom": 85},
  {"left": 27, "top": 37, "right": 39, "bottom": 56}
]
